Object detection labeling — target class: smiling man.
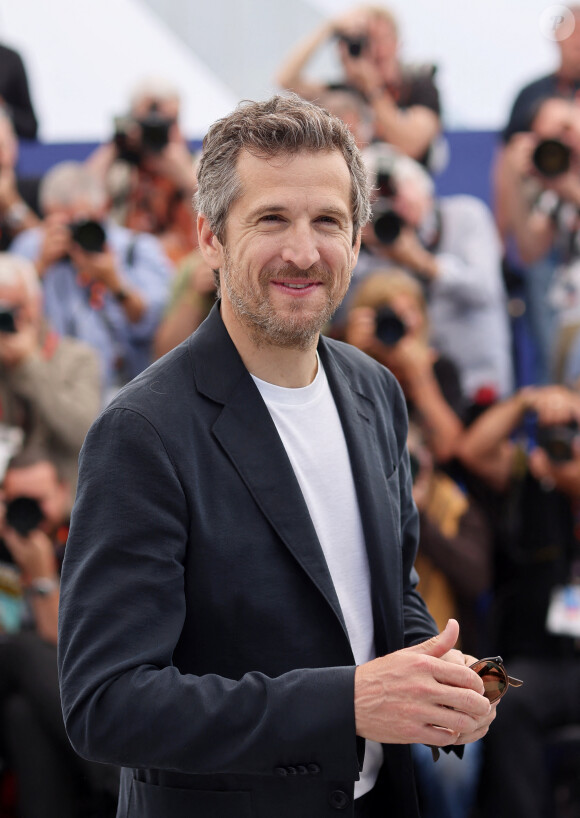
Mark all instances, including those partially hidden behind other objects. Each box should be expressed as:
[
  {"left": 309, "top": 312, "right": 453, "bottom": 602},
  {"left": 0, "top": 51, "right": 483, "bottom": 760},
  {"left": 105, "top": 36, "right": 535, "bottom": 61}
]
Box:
[{"left": 57, "top": 95, "right": 494, "bottom": 818}]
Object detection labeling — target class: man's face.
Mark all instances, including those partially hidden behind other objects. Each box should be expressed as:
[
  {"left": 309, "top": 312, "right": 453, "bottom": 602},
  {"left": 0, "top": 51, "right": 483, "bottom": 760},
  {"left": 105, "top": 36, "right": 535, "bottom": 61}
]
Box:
[
  {"left": 533, "top": 98, "right": 580, "bottom": 154},
  {"left": 206, "top": 149, "right": 360, "bottom": 350}
]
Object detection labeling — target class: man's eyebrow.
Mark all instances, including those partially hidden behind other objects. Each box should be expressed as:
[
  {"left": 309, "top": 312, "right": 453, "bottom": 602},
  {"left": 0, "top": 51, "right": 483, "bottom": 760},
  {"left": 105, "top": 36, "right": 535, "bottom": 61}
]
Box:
[{"left": 247, "top": 204, "right": 350, "bottom": 220}]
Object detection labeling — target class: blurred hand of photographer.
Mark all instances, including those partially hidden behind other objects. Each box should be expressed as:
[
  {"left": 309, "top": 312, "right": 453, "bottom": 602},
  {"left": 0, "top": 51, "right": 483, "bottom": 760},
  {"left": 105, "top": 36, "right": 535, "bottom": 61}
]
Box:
[
  {"left": 36, "top": 216, "right": 71, "bottom": 277},
  {"left": 1, "top": 525, "right": 57, "bottom": 585},
  {"left": 345, "top": 306, "right": 392, "bottom": 364},
  {"left": 69, "top": 243, "right": 120, "bottom": 291},
  {"left": 141, "top": 141, "right": 196, "bottom": 193},
  {"left": 386, "top": 226, "right": 439, "bottom": 280},
  {"left": 0, "top": 164, "right": 20, "bottom": 211},
  {"left": 0, "top": 320, "right": 39, "bottom": 368},
  {"left": 528, "top": 439, "right": 580, "bottom": 498},
  {"left": 502, "top": 132, "right": 536, "bottom": 181},
  {"left": 523, "top": 384, "right": 580, "bottom": 427}
]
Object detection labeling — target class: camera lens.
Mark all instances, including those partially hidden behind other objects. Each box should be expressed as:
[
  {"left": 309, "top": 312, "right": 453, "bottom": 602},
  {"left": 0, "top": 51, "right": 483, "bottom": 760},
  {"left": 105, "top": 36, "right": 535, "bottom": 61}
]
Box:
[
  {"left": 375, "top": 305, "right": 407, "bottom": 346},
  {"left": 532, "top": 139, "right": 571, "bottom": 177},
  {"left": 373, "top": 209, "right": 404, "bottom": 245},
  {"left": 70, "top": 220, "right": 106, "bottom": 254}
]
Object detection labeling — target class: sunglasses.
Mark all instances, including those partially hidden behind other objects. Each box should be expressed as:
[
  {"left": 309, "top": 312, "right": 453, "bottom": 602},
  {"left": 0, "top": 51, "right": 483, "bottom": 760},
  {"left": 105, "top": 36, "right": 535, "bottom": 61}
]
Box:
[{"left": 430, "top": 656, "right": 523, "bottom": 762}]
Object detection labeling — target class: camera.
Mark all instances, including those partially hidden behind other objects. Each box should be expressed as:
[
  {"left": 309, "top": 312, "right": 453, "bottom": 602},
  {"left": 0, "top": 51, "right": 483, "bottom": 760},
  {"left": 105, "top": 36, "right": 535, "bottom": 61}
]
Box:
[
  {"left": 0, "top": 304, "right": 17, "bottom": 334},
  {"left": 70, "top": 219, "right": 107, "bottom": 254},
  {"left": 536, "top": 420, "right": 579, "bottom": 463},
  {"left": 5, "top": 496, "right": 44, "bottom": 537},
  {"left": 369, "top": 160, "right": 406, "bottom": 244},
  {"left": 113, "top": 104, "right": 173, "bottom": 165},
  {"left": 375, "top": 305, "right": 407, "bottom": 346},
  {"left": 338, "top": 33, "right": 369, "bottom": 58},
  {"left": 532, "top": 139, "right": 572, "bottom": 178}
]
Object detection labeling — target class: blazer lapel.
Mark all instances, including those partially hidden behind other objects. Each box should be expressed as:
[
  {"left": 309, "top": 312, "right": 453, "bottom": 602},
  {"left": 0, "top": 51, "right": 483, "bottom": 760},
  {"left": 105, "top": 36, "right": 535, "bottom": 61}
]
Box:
[
  {"left": 190, "top": 306, "right": 349, "bottom": 640},
  {"left": 320, "top": 339, "right": 402, "bottom": 657}
]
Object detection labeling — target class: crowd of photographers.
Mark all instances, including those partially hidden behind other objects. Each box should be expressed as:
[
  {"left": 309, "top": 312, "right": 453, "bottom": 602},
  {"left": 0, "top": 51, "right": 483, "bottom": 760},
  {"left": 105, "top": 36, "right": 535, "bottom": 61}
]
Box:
[{"left": 0, "top": 3, "right": 579, "bottom": 817}]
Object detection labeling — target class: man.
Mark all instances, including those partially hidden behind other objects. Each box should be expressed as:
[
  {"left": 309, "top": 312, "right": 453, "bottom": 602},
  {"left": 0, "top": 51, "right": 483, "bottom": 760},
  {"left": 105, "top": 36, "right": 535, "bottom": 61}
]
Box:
[
  {"left": 276, "top": 5, "right": 441, "bottom": 166},
  {"left": 0, "top": 453, "right": 118, "bottom": 818},
  {"left": 58, "top": 95, "right": 494, "bottom": 818},
  {"left": 345, "top": 143, "right": 513, "bottom": 405},
  {"left": 0, "top": 252, "right": 100, "bottom": 493},
  {"left": 10, "top": 161, "right": 172, "bottom": 399},
  {"left": 0, "top": 109, "right": 40, "bottom": 249},
  {"left": 498, "top": 96, "right": 580, "bottom": 383},
  {"left": 457, "top": 384, "right": 580, "bottom": 818},
  {"left": 86, "top": 77, "right": 198, "bottom": 264}
]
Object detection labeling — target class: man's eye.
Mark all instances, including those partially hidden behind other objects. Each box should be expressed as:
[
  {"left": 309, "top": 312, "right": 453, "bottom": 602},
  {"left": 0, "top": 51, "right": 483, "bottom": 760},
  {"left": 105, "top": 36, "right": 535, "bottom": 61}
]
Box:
[{"left": 260, "top": 214, "right": 283, "bottom": 223}]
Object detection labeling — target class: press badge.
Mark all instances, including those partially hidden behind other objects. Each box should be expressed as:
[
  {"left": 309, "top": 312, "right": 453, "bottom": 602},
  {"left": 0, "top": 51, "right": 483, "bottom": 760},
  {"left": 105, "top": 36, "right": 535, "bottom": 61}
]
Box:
[{"left": 546, "top": 585, "right": 580, "bottom": 638}]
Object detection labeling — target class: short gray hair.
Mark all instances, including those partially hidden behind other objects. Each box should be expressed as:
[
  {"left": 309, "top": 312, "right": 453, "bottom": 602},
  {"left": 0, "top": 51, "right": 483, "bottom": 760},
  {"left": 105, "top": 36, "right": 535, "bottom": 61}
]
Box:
[
  {"left": 195, "top": 94, "right": 371, "bottom": 245},
  {"left": 39, "top": 161, "right": 107, "bottom": 214},
  {"left": 0, "top": 253, "right": 41, "bottom": 300}
]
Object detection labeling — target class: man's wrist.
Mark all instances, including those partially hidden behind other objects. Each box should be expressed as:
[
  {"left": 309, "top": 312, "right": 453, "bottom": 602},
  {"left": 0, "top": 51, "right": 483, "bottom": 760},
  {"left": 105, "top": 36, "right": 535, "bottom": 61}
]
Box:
[{"left": 25, "top": 576, "right": 60, "bottom": 597}]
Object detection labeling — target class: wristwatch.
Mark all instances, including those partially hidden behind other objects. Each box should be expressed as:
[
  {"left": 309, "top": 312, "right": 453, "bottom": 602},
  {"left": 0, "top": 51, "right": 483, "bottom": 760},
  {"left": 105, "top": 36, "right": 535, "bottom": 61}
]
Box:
[{"left": 26, "top": 577, "right": 59, "bottom": 597}]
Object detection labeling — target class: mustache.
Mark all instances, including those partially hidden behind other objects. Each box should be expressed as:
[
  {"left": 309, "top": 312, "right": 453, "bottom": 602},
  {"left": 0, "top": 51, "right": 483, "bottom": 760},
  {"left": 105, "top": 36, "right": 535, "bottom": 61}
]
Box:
[{"left": 263, "top": 264, "right": 332, "bottom": 283}]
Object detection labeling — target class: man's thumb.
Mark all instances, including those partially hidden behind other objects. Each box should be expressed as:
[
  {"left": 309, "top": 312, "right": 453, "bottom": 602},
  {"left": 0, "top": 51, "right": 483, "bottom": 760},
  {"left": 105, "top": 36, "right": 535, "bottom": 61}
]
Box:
[{"left": 411, "top": 618, "right": 460, "bottom": 658}]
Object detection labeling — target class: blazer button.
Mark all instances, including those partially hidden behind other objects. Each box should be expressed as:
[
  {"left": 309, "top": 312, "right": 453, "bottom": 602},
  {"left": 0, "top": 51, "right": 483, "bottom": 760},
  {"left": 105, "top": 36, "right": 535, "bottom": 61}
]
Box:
[
  {"left": 329, "top": 790, "right": 350, "bottom": 810},
  {"left": 307, "top": 763, "right": 321, "bottom": 775},
  {"left": 274, "top": 767, "right": 288, "bottom": 777},
  {"left": 296, "top": 765, "right": 308, "bottom": 775}
]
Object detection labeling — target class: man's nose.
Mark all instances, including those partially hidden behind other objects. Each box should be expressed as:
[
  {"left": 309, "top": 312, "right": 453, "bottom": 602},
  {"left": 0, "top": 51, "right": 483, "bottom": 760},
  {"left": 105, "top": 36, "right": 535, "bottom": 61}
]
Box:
[{"left": 280, "top": 223, "right": 321, "bottom": 270}]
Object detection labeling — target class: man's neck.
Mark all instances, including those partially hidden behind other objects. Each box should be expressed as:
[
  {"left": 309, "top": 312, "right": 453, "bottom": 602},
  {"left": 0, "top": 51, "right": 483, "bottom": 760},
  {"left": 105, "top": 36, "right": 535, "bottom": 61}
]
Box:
[{"left": 221, "top": 301, "right": 319, "bottom": 388}]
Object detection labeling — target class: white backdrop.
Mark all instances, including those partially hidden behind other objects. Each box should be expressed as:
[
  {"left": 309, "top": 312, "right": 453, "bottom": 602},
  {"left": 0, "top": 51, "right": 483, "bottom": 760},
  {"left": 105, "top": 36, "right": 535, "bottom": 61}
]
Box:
[{"left": 0, "top": 0, "right": 567, "bottom": 142}]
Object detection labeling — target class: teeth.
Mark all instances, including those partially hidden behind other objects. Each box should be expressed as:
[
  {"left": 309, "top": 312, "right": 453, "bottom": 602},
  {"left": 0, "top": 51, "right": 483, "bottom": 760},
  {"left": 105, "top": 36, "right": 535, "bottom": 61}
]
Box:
[{"left": 284, "top": 283, "right": 310, "bottom": 289}]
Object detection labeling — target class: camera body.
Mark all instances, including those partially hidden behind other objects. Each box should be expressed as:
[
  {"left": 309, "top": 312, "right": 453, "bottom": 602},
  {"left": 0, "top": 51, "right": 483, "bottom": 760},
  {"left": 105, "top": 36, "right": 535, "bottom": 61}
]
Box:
[
  {"left": 69, "top": 219, "right": 107, "bottom": 254},
  {"left": 536, "top": 421, "right": 579, "bottom": 463},
  {"left": 0, "top": 304, "right": 17, "bottom": 334},
  {"left": 338, "top": 33, "right": 369, "bottom": 58},
  {"left": 113, "top": 104, "right": 173, "bottom": 166},
  {"left": 370, "top": 161, "right": 407, "bottom": 245}
]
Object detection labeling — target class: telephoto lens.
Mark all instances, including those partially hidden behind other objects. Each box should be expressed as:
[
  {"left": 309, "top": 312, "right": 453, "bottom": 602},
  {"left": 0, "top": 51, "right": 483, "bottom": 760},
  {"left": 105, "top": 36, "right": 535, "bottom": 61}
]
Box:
[{"left": 532, "top": 139, "right": 571, "bottom": 177}]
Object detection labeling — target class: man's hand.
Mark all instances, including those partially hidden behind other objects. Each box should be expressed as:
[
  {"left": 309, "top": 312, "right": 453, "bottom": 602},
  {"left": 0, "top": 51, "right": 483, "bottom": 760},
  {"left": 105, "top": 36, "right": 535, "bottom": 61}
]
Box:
[
  {"left": 1, "top": 526, "right": 57, "bottom": 585},
  {"left": 354, "top": 619, "right": 494, "bottom": 747},
  {"left": 36, "top": 216, "right": 72, "bottom": 276},
  {"left": 69, "top": 244, "right": 120, "bottom": 292},
  {"left": 386, "top": 227, "right": 439, "bottom": 280},
  {"left": 0, "top": 322, "right": 39, "bottom": 368}
]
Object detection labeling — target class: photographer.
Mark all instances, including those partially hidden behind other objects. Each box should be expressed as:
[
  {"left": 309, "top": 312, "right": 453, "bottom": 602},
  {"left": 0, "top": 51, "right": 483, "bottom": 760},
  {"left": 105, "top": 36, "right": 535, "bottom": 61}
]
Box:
[
  {"left": 457, "top": 385, "right": 580, "bottom": 818},
  {"left": 0, "top": 109, "right": 40, "bottom": 249},
  {"left": 345, "top": 269, "right": 464, "bottom": 463},
  {"left": 275, "top": 4, "right": 441, "bottom": 165},
  {"left": 349, "top": 144, "right": 513, "bottom": 405},
  {"left": 86, "top": 77, "right": 197, "bottom": 264},
  {"left": 497, "top": 96, "right": 580, "bottom": 383},
  {"left": 407, "top": 422, "right": 492, "bottom": 818},
  {"left": 0, "top": 252, "right": 100, "bottom": 492},
  {"left": 0, "top": 453, "right": 118, "bottom": 817},
  {"left": 10, "top": 161, "right": 172, "bottom": 398}
]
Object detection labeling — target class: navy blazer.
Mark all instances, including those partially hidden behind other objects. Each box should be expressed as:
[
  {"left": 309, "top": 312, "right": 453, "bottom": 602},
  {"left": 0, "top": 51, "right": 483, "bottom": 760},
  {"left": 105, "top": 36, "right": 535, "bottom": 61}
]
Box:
[{"left": 58, "top": 304, "right": 436, "bottom": 818}]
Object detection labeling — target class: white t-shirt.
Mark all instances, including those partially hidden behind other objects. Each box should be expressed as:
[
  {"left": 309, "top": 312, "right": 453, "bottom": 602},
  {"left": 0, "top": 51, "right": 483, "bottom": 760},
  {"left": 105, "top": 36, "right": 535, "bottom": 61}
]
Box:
[{"left": 252, "top": 357, "right": 383, "bottom": 798}]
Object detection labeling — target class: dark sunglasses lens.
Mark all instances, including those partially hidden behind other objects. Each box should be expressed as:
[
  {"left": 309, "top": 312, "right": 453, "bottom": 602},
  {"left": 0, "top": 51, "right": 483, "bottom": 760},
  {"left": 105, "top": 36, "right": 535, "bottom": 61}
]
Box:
[{"left": 472, "top": 661, "right": 507, "bottom": 703}]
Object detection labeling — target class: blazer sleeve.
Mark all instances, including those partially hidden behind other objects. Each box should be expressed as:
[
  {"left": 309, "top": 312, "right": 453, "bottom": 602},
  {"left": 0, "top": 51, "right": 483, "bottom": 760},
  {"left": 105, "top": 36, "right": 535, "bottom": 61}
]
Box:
[{"left": 58, "top": 406, "right": 361, "bottom": 781}]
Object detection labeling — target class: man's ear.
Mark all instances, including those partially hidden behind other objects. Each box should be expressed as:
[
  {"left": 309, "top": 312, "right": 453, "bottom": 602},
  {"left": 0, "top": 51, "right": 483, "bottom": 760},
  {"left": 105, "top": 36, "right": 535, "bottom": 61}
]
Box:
[{"left": 197, "top": 213, "right": 224, "bottom": 269}]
